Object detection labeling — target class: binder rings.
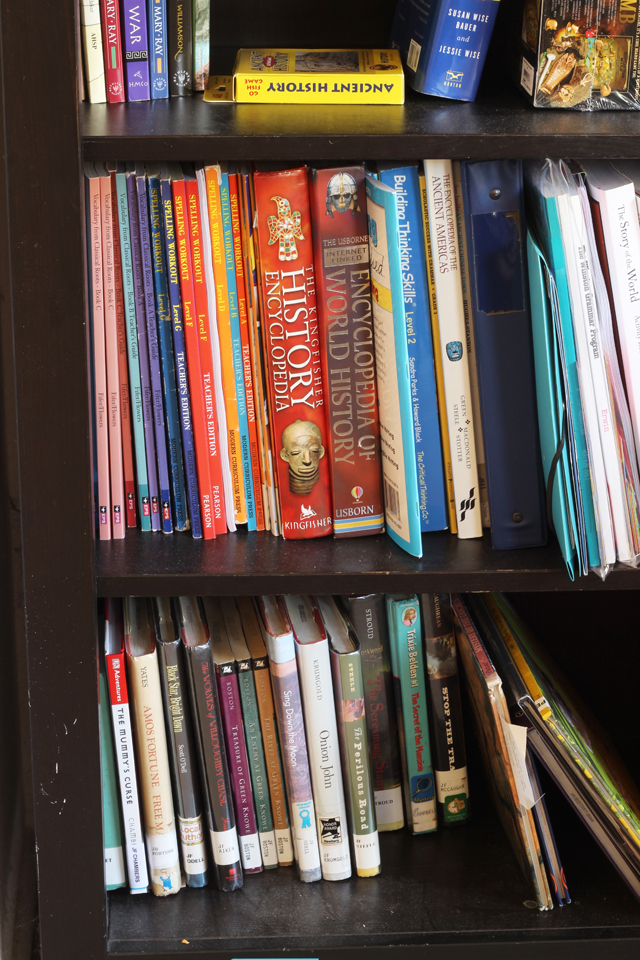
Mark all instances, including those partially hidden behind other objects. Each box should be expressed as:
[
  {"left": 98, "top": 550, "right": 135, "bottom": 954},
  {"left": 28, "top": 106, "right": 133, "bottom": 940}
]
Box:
[{"left": 461, "top": 160, "right": 547, "bottom": 550}]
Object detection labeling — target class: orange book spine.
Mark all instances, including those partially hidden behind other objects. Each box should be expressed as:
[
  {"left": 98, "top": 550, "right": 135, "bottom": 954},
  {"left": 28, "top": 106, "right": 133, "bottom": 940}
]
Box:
[
  {"left": 172, "top": 175, "right": 215, "bottom": 539},
  {"left": 185, "top": 177, "right": 227, "bottom": 535},
  {"left": 204, "top": 165, "right": 247, "bottom": 525},
  {"left": 111, "top": 172, "right": 137, "bottom": 528},
  {"left": 229, "top": 172, "right": 265, "bottom": 531}
]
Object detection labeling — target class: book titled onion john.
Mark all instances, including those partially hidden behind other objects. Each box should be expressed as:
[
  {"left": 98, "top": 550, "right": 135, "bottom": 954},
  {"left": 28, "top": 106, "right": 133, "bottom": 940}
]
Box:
[
  {"left": 253, "top": 167, "right": 332, "bottom": 540},
  {"left": 309, "top": 165, "right": 385, "bottom": 538}
]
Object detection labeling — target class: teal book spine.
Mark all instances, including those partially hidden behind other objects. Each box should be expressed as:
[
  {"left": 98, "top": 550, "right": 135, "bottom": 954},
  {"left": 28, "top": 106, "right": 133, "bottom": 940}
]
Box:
[
  {"left": 115, "top": 170, "right": 152, "bottom": 531},
  {"left": 219, "top": 169, "right": 256, "bottom": 530},
  {"left": 365, "top": 175, "right": 422, "bottom": 558},
  {"left": 386, "top": 594, "right": 437, "bottom": 834},
  {"left": 100, "top": 669, "right": 126, "bottom": 890}
]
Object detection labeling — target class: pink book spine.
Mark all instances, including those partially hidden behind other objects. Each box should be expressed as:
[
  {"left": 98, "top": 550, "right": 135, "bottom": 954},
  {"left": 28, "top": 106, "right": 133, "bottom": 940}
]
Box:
[
  {"left": 99, "top": 170, "right": 125, "bottom": 537},
  {"left": 87, "top": 167, "right": 111, "bottom": 538},
  {"left": 100, "top": 0, "right": 126, "bottom": 103}
]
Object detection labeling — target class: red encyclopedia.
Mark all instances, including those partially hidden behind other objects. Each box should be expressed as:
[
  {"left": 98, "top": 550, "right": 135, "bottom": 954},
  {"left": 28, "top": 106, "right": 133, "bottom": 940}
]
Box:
[
  {"left": 309, "top": 165, "right": 384, "bottom": 537},
  {"left": 253, "top": 166, "right": 332, "bottom": 539}
]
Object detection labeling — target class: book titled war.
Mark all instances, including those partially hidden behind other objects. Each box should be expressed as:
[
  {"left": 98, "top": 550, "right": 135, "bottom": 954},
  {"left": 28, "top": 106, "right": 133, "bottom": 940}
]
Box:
[
  {"left": 253, "top": 167, "right": 332, "bottom": 540},
  {"left": 309, "top": 165, "right": 385, "bottom": 537}
]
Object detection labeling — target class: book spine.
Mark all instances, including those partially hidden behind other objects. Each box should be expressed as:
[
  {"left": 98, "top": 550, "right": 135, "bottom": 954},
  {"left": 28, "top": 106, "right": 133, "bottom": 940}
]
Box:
[
  {"left": 193, "top": 0, "right": 209, "bottom": 90},
  {"left": 99, "top": 0, "right": 125, "bottom": 102},
  {"left": 330, "top": 647, "right": 380, "bottom": 877},
  {"left": 295, "top": 637, "right": 351, "bottom": 880},
  {"left": 160, "top": 174, "right": 203, "bottom": 537},
  {"left": 387, "top": 595, "right": 437, "bottom": 834},
  {"left": 136, "top": 172, "right": 173, "bottom": 533},
  {"left": 424, "top": 160, "right": 482, "bottom": 539},
  {"left": 216, "top": 665, "right": 262, "bottom": 873},
  {"left": 127, "top": 649, "right": 181, "bottom": 895},
  {"left": 87, "top": 172, "right": 111, "bottom": 538},
  {"left": 421, "top": 593, "right": 469, "bottom": 825},
  {"left": 379, "top": 165, "right": 447, "bottom": 532},
  {"left": 99, "top": 669, "right": 126, "bottom": 890},
  {"left": 452, "top": 161, "right": 489, "bottom": 527},
  {"left": 221, "top": 170, "right": 254, "bottom": 529},
  {"left": 127, "top": 171, "right": 161, "bottom": 530},
  {"left": 100, "top": 173, "right": 126, "bottom": 538},
  {"left": 267, "top": 646, "right": 322, "bottom": 881},
  {"left": 236, "top": 662, "right": 278, "bottom": 867},
  {"left": 172, "top": 176, "right": 216, "bottom": 538},
  {"left": 251, "top": 655, "right": 293, "bottom": 865},
  {"left": 342, "top": 595, "right": 404, "bottom": 830},
  {"left": 185, "top": 178, "right": 226, "bottom": 533},
  {"left": 147, "top": 0, "right": 169, "bottom": 98},
  {"left": 157, "top": 637, "right": 208, "bottom": 885},
  {"left": 115, "top": 172, "right": 151, "bottom": 530},
  {"left": 204, "top": 166, "right": 245, "bottom": 526},
  {"left": 168, "top": 0, "right": 193, "bottom": 96},
  {"left": 230, "top": 172, "right": 265, "bottom": 530},
  {"left": 111, "top": 174, "right": 138, "bottom": 527},
  {"left": 148, "top": 175, "right": 189, "bottom": 531},
  {"left": 419, "top": 0, "right": 499, "bottom": 102},
  {"left": 183, "top": 642, "right": 243, "bottom": 890},
  {"left": 419, "top": 171, "right": 457, "bottom": 532},
  {"left": 253, "top": 167, "right": 333, "bottom": 540},
  {"left": 309, "top": 165, "right": 385, "bottom": 537},
  {"left": 121, "top": 1, "right": 151, "bottom": 101},
  {"left": 80, "top": 0, "right": 107, "bottom": 102},
  {"left": 105, "top": 649, "right": 149, "bottom": 892}
]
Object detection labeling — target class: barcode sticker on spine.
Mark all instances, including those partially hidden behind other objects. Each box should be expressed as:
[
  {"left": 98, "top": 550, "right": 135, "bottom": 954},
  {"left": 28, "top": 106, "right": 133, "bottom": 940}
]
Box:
[
  {"left": 384, "top": 478, "right": 401, "bottom": 522},
  {"left": 407, "top": 39, "right": 421, "bottom": 73}
]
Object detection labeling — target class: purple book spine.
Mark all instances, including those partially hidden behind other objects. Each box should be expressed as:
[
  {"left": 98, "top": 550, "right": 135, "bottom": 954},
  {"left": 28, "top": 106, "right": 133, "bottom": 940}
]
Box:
[
  {"left": 217, "top": 665, "right": 263, "bottom": 874},
  {"left": 135, "top": 167, "right": 173, "bottom": 534},
  {"left": 121, "top": 1, "right": 150, "bottom": 101},
  {"left": 126, "top": 168, "right": 160, "bottom": 531}
]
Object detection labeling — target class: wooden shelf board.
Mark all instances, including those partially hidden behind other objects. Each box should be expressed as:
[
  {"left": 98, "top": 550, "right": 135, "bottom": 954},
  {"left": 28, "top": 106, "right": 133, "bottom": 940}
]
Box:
[
  {"left": 82, "top": 58, "right": 640, "bottom": 162},
  {"left": 95, "top": 528, "right": 640, "bottom": 596}
]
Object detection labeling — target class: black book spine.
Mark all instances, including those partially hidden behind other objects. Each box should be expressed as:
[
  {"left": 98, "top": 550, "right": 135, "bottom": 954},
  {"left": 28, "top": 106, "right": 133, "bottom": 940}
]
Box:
[
  {"left": 157, "top": 636, "right": 209, "bottom": 886},
  {"left": 421, "top": 593, "right": 469, "bottom": 825},
  {"left": 168, "top": 0, "right": 193, "bottom": 96},
  {"left": 184, "top": 640, "right": 243, "bottom": 891},
  {"left": 341, "top": 594, "right": 404, "bottom": 831}
]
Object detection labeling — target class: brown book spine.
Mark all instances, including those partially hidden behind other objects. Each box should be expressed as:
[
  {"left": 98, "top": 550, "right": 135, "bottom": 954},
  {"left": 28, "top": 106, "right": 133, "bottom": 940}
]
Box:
[{"left": 309, "top": 165, "right": 385, "bottom": 537}]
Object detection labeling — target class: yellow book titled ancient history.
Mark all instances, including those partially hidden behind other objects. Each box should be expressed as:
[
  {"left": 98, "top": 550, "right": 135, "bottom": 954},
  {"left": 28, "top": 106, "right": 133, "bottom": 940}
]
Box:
[{"left": 232, "top": 49, "right": 404, "bottom": 104}]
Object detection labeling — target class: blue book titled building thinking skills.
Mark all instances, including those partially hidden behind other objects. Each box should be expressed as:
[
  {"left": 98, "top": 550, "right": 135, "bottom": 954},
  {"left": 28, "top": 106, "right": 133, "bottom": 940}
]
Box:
[{"left": 377, "top": 163, "right": 447, "bottom": 532}]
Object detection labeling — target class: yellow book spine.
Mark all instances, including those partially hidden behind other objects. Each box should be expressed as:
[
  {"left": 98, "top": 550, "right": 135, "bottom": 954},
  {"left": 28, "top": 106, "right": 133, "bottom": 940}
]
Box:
[
  {"left": 419, "top": 173, "right": 457, "bottom": 534},
  {"left": 204, "top": 165, "right": 247, "bottom": 524}
]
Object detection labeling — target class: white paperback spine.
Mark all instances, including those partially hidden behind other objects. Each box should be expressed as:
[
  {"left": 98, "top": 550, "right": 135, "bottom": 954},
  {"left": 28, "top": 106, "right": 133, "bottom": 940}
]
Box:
[
  {"left": 80, "top": 0, "right": 107, "bottom": 103},
  {"left": 424, "top": 159, "right": 482, "bottom": 539}
]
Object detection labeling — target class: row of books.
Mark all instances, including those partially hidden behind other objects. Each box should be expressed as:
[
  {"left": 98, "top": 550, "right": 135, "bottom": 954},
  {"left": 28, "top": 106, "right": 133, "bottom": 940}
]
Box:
[
  {"left": 80, "top": 0, "right": 209, "bottom": 103},
  {"left": 100, "top": 593, "right": 470, "bottom": 895}
]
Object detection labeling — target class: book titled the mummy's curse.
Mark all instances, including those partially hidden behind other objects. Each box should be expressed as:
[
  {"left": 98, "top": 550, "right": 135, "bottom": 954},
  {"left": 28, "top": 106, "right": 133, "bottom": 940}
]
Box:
[{"left": 253, "top": 167, "right": 332, "bottom": 539}]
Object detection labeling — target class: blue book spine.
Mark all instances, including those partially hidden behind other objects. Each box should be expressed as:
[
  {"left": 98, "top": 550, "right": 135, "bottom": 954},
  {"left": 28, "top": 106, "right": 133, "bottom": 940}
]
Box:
[
  {"left": 391, "top": 0, "right": 499, "bottom": 102},
  {"left": 219, "top": 169, "right": 256, "bottom": 531},
  {"left": 160, "top": 173, "right": 203, "bottom": 538},
  {"left": 115, "top": 171, "right": 151, "bottom": 530},
  {"left": 148, "top": 173, "right": 189, "bottom": 531},
  {"left": 136, "top": 168, "right": 173, "bottom": 534},
  {"left": 121, "top": 1, "right": 151, "bottom": 101},
  {"left": 378, "top": 164, "right": 447, "bottom": 532},
  {"left": 147, "top": 0, "right": 169, "bottom": 99},
  {"left": 127, "top": 168, "right": 161, "bottom": 531},
  {"left": 365, "top": 175, "right": 422, "bottom": 558}
]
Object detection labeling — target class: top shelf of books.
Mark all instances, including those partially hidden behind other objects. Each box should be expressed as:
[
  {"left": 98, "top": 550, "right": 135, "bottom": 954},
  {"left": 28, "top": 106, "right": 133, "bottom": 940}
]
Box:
[{"left": 81, "top": 65, "right": 640, "bottom": 162}]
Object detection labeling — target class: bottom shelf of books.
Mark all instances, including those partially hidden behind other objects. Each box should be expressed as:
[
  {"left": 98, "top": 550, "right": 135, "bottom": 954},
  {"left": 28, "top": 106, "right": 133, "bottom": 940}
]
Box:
[{"left": 100, "top": 591, "right": 640, "bottom": 959}]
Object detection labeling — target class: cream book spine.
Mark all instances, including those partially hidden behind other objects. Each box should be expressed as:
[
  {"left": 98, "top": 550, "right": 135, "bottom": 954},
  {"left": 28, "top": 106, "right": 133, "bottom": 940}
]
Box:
[
  {"left": 127, "top": 643, "right": 182, "bottom": 896},
  {"left": 80, "top": 0, "right": 107, "bottom": 103},
  {"left": 424, "top": 159, "right": 482, "bottom": 539}
]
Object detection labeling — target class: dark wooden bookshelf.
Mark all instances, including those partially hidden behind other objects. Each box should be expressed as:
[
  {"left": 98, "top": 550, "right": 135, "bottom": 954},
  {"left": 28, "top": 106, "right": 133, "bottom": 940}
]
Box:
[{"left": 3, "top": 0, "right": 640, "bottom": 959}]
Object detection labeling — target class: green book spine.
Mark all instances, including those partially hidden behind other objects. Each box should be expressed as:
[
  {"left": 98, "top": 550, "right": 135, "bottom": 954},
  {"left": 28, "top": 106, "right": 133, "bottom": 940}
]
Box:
[
  {"left": 237, "top": 663, "right": 279, "bottom": 868},
  {"left": 386, "top": 595, "right": 437, "bottom": 834},
  {"left": 100, "top": 669, "right": 126, "bottom": 890},
  {"left": 330, "top": 647, "right": 381, "bottom": 877}
]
